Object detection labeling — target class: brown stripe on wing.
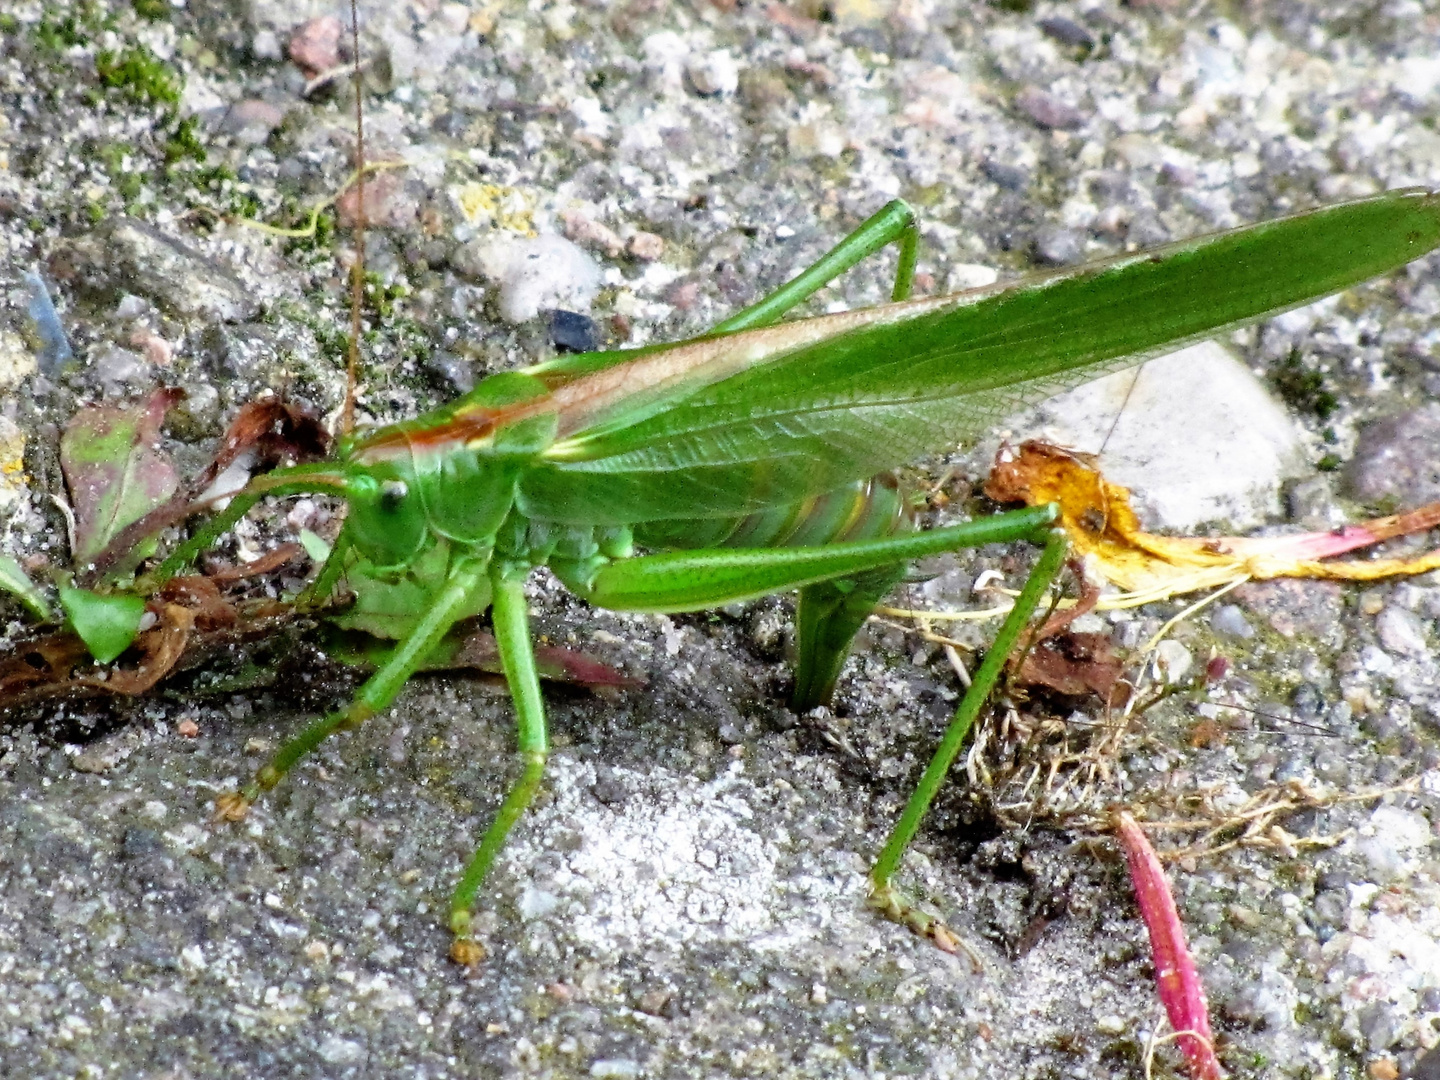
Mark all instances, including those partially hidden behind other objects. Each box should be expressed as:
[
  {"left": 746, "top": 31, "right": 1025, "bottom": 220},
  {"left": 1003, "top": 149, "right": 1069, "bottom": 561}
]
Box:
[{"left": 543, "top": 294, "right": 962, "bottom": 446}]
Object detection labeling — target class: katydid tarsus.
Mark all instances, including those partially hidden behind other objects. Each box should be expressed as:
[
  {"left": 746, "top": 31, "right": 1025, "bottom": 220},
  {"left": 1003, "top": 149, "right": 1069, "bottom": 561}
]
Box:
[{"left": 125, "top": 186, "right": 1440, "bottom": 964}]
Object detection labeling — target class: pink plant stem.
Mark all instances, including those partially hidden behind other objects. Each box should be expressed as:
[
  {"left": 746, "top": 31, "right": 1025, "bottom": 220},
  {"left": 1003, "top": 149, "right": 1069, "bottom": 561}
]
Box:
[{"left": 1115, "top": 811, "right": 1224, "bottom": 1080}]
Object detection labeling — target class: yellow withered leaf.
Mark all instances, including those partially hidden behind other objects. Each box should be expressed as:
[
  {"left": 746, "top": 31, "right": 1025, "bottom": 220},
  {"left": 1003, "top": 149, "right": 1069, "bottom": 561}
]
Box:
[{"left": 986, "top": 442, "right": 1440, "bottom": 608}]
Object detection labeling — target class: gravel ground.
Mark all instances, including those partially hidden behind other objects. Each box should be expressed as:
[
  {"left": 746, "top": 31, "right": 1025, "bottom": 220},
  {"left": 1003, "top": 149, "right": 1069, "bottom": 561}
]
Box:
[{"left": 2, "top": 2, "right": 1440, "bottom": 1078}]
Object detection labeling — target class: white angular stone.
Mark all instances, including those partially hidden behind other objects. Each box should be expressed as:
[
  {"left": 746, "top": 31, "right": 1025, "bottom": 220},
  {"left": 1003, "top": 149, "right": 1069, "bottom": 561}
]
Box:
[{"left": 1016, "top": 341, "right": 1308, "bottom": 530}]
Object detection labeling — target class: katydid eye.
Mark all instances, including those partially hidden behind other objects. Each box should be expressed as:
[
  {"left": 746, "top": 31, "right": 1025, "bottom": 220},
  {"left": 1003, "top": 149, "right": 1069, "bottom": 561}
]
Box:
[{"left": 380, "top": 479, "right": 409, "bottom": 512}]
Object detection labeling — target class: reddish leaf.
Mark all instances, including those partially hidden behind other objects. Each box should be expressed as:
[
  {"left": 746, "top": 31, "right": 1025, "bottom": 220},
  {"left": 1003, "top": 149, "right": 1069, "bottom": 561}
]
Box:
[
  {"left": 85, "top": 395, "right": 329, "bottom": 581},
  {"left": 1114, "top": 811, "right": 1224, "bottom": 1080},
  {"left": 61, "top": 388, "right": 183, "bottom": 566},
  {"left": 157, "top": 576, "right": 238, "bottom": 629},
  {"left": 1016, "top": 631, "right": 1130, "bottom": 707},
  {"left": 454, "top": 631, "right": 643, "bottom": 689}
]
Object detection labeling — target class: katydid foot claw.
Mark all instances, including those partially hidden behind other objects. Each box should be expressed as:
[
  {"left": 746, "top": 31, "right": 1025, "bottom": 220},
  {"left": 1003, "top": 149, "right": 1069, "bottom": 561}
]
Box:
[
  {"left": 449, "top": 937, "right": 486, "bottom": 967},
  {"left": 213, "top": 791, "right": 253, "bottom": 822},
  {"left": 448, "top": 909, "right": 486, "bottom": 966},
  {"left": 869, "top": 884, "right": 968, "bottom": 959}
]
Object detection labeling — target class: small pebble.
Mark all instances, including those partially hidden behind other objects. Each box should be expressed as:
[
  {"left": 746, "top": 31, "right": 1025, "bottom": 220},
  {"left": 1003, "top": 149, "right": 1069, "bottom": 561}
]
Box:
[
  {"left": 947, "top": 264, "right": 999, "bottom": 291},
  {"left": 1015, "top": 86, "right": 1086, "bottom": 130},
  {"left": 1375, "top": 605, "right": 1429, "bottom": 658},
  {"left": 1345, "top": 403, "right": 1440, "bottom": 508},
  {"left": 981, "top": 159, "right": 1029, "bottom": 191},
  {"left": 335, "top": 172, "right": 417, "bottom": 230},
  {"left": 1153, "top": 640, "right": 1192, "bottom": 683},
  {"left": 216, "top": 99, "right": 286, "bottom": 145},
  {"left": 787, "top": 121, "right": 847, "bottom": 159},
  {"left": 561, "top": 209, "right": 624, "bottom": 259},
  {"left": 1038, "top": 16, "right": 1095, "bottom": 50},
  {"left": 1355, "top": 806, "right": 1431, "bottom": 880},
  {"left": 92, "top": 344, "right": 149, "bottom": 392},
  {"left": 1033, "top": 226, "right": 1084, "bottom": 266},
  {"left": 687, "top": 50, "right": 739, "bottom": 96},
  {"left": 1210, "top": 604, "right": 1254, "bottom": 639},
  {"left": 1095, "top": 1014, "right": 1126, "bottom": 1035},
  {"left": 548, "top": 310, "right": 600, "bottom": 353},
  {"left": 589, "top": 1060, "right": 640, "bottom": 1079},
  {"left": 287, "top": 16, "right": 342, "bottom": 79},
  {"left": 627, "top": 231, "right": 664, "bottom": 261},
  {"left": 1360, "top": 645, "right": 1394, "bottom": 675},
  {"left": 251, "top": 29, "right": 282, "bottom": 62}
]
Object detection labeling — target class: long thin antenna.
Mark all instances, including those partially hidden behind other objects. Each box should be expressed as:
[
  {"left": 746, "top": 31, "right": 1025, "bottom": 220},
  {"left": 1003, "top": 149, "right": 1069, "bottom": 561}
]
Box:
[
  {"left": 1098, "top": 362, "right": 1143, "bottom": 456},
  {"left": 342, "top": 0, "right": 365, "bottom": 435}
]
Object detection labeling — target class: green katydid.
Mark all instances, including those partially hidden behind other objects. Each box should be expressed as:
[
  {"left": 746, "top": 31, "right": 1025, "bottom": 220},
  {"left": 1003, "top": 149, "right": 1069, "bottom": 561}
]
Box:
[{"left": 127, "top": 187, "right": 1440, "bottom": 964}]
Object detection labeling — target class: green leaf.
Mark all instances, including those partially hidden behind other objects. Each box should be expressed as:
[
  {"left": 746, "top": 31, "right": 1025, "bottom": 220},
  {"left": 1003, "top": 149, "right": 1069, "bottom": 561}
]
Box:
[
  {"left": 298, "top": 528, "right": 332, "bottom": 564},
  {"left": 0, "top": 555, "right": 51, "bottom": 621},
  {"left": 61, "top": 388, "right": 182, "bottom": 568},
  {"left": 59, "top": 587, "right": 146, "bottom": 665}
]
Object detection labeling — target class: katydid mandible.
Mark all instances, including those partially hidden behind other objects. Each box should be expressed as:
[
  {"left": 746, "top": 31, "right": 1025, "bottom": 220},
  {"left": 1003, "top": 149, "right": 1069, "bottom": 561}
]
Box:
[{"left": 148, "top": 188, "right": 1440, "bottom": 964}]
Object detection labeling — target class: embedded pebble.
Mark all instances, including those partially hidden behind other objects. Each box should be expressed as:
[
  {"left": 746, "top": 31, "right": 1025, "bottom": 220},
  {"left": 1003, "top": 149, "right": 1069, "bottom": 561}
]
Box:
[
  {"left": 1413, "top": 1046, "right": 1440, "bottom": 1079},
  {"left": 92, "top": 344, "right": 150, "bottom": 392},
  {"left": 1039, "top": 16, "right": 1096, "bottom": 50},
  {"left": 287, "top": 16, "right": 343, "bottom": 79},
  {"left": 589, "top": 1060, "right": 640, "bottom": 1079},
  {"left": 1375, "top": 605, "right": 1430, "bottom": 658},
  {"left": 686, "top": 50, "right": 739, "bottom": 96},
  {"left": 981, "top": 159, "right": 1029, "bottom": 191},
  {"left": 317, "top": 1035, "right": 365, "bottom": 1066},
  {"left": 1016, "top": 342, "right": 1308, "bottom": 530},
  {"left": 1211, "top": 604, "right": 1255, "bottom": 639},
  {"left": 1344, "top": 403, "right": 1440, "bottom": 508},
  {"left": 627, "top": 231, "right": 665, "bottom": 262},
  {"left": 215, "top": 99, "right": 287, "bottom": 145},
  {"left": 947, "top": 264, "right": 1000, "bottom": 291},
  {"left": 1015, "top": 86, "right": 1086, "bottom": 130},
  {"left": 335, "top": 171, "right": 418, "bottom": 230},
  {"left": 1355, "top": 806, "right": 1432, "bottom": 880},
  {"left": 455, "top": 234, "right": 601, "bottom": 325},
  {"left": 786, "top": 121, "right": 847, "bottom": 159},
  {"left": 1152, "top": 639, "right": 1193, "bottom": 682},
  {"left": 548, "top": 310, "right": 600, "bottom": 353},
  {"left": 1033, "top": 226, "right": 1084, "bottom": 266},
  {"left": 561, "top": 209, "right": 625, "bottom": 259},
  {"left": 1361, "top": 645, "right": 1396, "bottom": 675}
]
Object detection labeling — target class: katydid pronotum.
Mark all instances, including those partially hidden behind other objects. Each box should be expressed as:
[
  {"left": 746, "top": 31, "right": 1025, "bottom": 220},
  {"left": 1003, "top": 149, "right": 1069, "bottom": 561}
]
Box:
[{"left": 113, "top": 187, "right": 1440, "bottom": 964}]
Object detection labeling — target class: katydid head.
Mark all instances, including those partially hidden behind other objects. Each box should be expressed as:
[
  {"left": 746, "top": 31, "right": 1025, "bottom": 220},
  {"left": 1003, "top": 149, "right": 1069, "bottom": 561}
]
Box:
[{"left": 330, "top": 370, "right": 561, "bottom": 568}]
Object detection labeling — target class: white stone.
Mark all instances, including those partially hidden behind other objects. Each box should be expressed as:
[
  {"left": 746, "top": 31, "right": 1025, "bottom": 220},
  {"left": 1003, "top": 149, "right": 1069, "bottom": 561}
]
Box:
[
  {"left": 1376, "top": 606, "right": 1430, "bottom": 658},
  {"left": 947, "top": 264, "right": 999, "bottom": 291},
  {"left": 461, "top": 233, "right": 602, "bottom": 324},
  {"left": 1014, "top": 341, "right": 1308, "bottom": 530},
  {"left": 687, "top": 50, "right": 739, "bottom": 96},
  {"left": 1153, "top": 640, "right": 1193, "bottom": 683}
]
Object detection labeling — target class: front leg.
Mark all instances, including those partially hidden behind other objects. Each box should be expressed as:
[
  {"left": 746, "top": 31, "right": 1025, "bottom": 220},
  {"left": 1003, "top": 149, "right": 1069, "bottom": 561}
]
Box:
[
  {"left": 448, "top": 559, "right": 549, "bottom": 966},
  {"left": 215, "top": 554, "right": 490, "bottom": 818}
]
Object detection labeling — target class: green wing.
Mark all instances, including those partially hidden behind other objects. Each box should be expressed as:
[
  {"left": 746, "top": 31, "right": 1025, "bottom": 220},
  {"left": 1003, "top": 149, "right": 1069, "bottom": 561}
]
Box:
[{"left": 517, "top": 190, "right": 1440, "bottom": 526}]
